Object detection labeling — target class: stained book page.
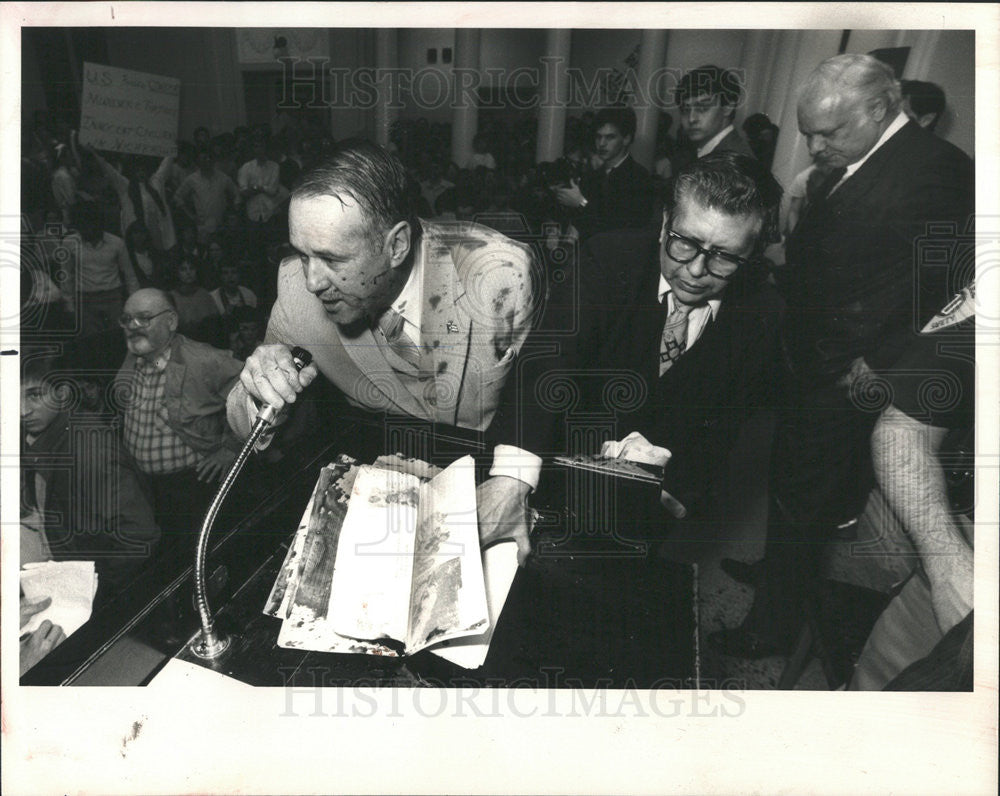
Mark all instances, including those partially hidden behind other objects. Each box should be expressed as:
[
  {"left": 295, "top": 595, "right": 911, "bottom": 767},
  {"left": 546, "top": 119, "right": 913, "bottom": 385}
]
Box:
[
  {"left": 327, "top": 465, "right": 421, "bottom": 644},
  {"left": 427, "top": 540, "right": 519, "bottom": 669},
  {"left": 405, "top": 455, "right": 489, "bottom": 654},
  {"left": 272, "top": 459, "right": 398, "bottom": 656}
]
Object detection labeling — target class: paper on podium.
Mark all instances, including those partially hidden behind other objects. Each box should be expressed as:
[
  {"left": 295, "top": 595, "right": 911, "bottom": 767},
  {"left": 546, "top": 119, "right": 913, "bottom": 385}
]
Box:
[
  {"left": 427, "top": 540, "right": 519, "bottom": 669},
  {"left": 20, "top": 560, "right": 98, "bottom": 640}
]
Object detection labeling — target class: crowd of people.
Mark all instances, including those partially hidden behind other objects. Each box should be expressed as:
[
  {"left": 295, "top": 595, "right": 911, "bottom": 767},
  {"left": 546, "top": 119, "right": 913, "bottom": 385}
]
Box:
[{"left": 19, "top": 57, "right": 974, "bottom": 691}]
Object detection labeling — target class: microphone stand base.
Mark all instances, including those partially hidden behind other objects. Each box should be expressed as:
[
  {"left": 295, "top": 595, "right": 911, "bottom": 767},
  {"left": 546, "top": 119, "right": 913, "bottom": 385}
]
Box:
[{"left": 189, "top": 631, "right": 232, "bottom": 660}]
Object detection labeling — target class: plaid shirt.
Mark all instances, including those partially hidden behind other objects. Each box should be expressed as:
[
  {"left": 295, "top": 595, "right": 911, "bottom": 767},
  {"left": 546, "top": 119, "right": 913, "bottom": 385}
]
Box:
[{"left": 123, "top": 348, "right": 201, "bottom": 475}]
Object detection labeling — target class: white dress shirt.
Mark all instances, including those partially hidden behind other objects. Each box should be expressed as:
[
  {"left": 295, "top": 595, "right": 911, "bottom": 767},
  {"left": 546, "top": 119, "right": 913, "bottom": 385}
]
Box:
[
  {"left": 696, "top": 124, "right": 735, "bottom": 158},
  {"left": 657, "top": 273, "right": 722, "bottom": 350}
]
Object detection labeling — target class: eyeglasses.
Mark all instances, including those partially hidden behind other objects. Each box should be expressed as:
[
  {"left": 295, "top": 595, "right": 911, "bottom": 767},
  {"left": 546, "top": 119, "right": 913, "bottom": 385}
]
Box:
[
  {"left": 118, "top": 309, "right": 172, "bottom": 328},
  {"left": 663, "top": 227, "right": 753, "bottom": 280}
]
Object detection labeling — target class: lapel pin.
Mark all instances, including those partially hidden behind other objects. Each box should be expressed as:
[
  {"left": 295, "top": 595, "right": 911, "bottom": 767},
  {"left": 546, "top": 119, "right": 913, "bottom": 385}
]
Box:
[{"left": 446, "top": 320, "right": 459, "bottom": 333}]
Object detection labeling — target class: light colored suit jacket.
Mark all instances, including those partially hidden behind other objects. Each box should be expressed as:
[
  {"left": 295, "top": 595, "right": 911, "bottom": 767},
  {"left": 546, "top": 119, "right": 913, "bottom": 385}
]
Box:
[{"left": 227, "top": 219, "right": 538, "bottom": 436}]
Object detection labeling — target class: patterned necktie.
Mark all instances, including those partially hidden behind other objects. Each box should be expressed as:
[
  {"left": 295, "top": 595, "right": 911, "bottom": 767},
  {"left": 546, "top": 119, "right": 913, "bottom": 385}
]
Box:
[
  {"left": 659, "top": 301, "right": 692, "bottom": 376},
  {"left": 376, "top": 308, "right": 422, "bottom": 372}
]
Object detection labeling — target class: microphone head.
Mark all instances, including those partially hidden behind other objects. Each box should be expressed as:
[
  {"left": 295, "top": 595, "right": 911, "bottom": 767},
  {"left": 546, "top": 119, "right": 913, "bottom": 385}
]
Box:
[{"left": 290, "top": 346, "right": 313, "bottom": 372}]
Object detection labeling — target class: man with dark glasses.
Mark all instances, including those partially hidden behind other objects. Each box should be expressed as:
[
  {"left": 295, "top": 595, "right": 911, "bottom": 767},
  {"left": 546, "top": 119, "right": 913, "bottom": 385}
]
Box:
[{"left": 568, "top": 150, "right": 784, "bottom": 527}]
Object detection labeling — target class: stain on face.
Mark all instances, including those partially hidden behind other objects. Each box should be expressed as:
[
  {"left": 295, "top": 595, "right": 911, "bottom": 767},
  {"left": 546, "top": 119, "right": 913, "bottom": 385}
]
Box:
[{"left": 289, "top": 195, "right": 410, "bottom": 328}]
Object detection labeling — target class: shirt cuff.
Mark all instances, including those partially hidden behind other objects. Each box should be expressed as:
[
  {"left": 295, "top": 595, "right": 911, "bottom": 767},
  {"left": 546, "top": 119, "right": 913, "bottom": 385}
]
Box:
[{"left": 489, "top": 444, "right": 542, "bottom": 491}]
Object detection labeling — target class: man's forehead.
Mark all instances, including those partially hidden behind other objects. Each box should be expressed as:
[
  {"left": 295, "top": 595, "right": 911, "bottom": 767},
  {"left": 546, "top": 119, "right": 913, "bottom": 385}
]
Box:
[
  {"left": 799, "top": 86, "right": 855, "bottom": 120},
  {"left": 290, "top": 193, "right": 370, "bottom": 236},
  {"left": 683, "top": 92, "right": 722, "bottom": 107},
  {"left": 125, "top": 293, "right": 170, "bottom": 314},
  {"left": 672, "top": 194, "right": 762, "bottom": 237},
  {"left": 595, "top": 123, "right": 623, "bottom": 137}
]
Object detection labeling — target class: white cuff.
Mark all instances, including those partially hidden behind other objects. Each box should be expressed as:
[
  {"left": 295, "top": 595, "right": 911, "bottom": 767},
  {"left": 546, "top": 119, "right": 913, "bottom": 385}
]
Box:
[{"left": 489, "top": 444, "right": 542, "bottom": 491}]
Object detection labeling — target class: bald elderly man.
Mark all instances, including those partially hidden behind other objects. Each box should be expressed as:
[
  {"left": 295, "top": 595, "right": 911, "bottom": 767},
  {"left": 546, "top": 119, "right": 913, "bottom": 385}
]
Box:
[
  {"left": 114, "top": 288, "right": 243, "bottom": 543},
  {"left": 712, "top": 53, "right": 974, "bottom": 659}
]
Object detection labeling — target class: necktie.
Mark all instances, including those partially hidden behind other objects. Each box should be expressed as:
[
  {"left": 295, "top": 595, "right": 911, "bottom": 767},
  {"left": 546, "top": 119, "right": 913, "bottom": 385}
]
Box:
[
  {"left": 806, "top": 165, "right": 848, "bottom": 204},
  {"left": 377, "top": 308, "right": 422, "bottom": 372},
  {"left": 659, "top": 301, "right": 692, "bottom": 376}
]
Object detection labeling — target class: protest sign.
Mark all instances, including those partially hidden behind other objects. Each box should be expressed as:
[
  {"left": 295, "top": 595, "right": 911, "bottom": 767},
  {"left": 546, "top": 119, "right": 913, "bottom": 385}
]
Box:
[{"left": 78, "top": 62, "right": 180, "bottom": 157}]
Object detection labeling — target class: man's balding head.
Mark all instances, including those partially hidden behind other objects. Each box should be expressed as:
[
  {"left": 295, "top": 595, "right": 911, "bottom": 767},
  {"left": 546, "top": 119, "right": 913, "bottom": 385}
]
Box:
[
  {"left": 797, "top": 54, "right": 902, "bottom": 169},
  {"left": 122, "top": 288, "right": 178, "bottom": 360}
]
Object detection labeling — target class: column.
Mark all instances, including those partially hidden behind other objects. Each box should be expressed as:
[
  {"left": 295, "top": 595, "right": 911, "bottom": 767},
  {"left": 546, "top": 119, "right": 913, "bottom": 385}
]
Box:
[
  {"left": 630, "top": 29, "right": 668, "bottom": 170},
  {"left": 451, "top": 29, "right": 481, "bottom": 169},
  {"left": 535, "top": 29, "right": 572, "bottom": 163},
  {"left": 374, "top": 29, "right": 398, "bottom": 148}
]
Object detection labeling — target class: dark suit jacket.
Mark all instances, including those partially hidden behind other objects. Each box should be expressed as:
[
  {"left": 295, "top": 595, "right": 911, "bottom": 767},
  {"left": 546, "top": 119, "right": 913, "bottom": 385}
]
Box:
[
  {"left": 782, "top": 120, "right": 974, "bottom": 385},
  {"left": 573, "top": 155, "right": 656, "bottom": 242},
  {"left": 559, "top": 230, "right": 785, "bottom": 514}
]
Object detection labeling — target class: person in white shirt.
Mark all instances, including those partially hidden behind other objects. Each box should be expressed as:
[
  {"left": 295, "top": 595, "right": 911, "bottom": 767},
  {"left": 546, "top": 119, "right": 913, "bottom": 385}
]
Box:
[
  {"left": 173, "top": 149, "right": 240, "bottom": 244},
  {"left": 69, "top": 202, "right": 140, "bottom": 336},
  {"left": 88, "top": 146, "right": 177, "bottom": 253},
  {"left": 237, "top": 138, "right": 281, "bottom": 225}
]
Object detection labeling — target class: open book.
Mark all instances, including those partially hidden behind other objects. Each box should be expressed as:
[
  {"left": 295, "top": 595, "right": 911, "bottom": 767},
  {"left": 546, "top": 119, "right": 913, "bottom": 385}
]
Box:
[{"left": 264, "top": 454, "right": 518, "bottom": 667}]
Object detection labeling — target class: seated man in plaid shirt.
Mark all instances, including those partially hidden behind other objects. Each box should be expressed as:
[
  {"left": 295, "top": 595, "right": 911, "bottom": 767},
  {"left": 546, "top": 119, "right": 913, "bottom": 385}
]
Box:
[{"left": 114, "top": 288, "right": 243, "bottom": 556}]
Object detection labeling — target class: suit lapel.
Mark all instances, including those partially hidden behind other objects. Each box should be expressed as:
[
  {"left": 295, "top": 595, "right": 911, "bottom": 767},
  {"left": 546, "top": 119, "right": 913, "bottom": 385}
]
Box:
[
  {"left": 163, "top": 336, "right": 186, "bottom": 413},
  {"left": 421, "top": 227, "right": 472, "bottom": 426},
  {"left": 826, "top": 121, "right": 919, "bottom": 209}
]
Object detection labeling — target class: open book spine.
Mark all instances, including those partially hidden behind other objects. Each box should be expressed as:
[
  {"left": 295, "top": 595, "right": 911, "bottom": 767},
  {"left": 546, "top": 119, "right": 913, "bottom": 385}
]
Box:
[{"left": 403, "top": 455, "right": 490, "bottom": 654}]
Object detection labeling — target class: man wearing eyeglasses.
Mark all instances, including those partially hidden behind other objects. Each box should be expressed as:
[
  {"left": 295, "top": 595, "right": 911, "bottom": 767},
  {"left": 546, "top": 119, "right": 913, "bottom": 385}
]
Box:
[
  {"left": 114, "top": 287, "right": 243, "bottom": 544},
  {"left": 574, "top": 150, "right": 784, "bottom": 522}
]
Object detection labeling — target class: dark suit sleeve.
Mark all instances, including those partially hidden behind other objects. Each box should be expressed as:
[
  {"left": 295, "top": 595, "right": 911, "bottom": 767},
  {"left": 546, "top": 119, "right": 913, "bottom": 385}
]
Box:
[
  {"left": 570, "top": 161, "right": 656, "bottom": 241},
  {"left": 870, "top": 148, "right": 974, "bottom": 370},
  {"left": 659, "top": 290, "right": 785, "bottom": 516},
  {"left": 784, "top": 130, "right": 974, "bottom": 380}
]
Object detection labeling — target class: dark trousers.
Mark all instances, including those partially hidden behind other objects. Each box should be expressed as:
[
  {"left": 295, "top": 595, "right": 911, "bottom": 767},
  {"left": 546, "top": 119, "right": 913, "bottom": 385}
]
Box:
[
  {"left": 743, "top": 380, "right": 882, "bottom": 642},
  {"left": 147, "top": 468, "right": 216, "bottom": 565}
]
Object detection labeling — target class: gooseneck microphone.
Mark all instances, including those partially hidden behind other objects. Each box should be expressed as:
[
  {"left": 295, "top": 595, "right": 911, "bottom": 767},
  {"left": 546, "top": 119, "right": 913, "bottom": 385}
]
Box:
[{"left": 190, "top": 347, "right": 313, "bottom": 660}]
